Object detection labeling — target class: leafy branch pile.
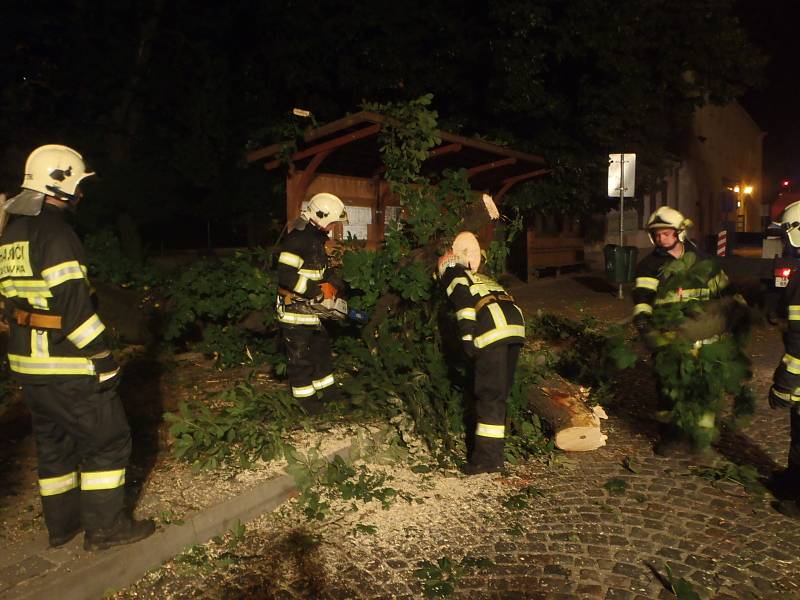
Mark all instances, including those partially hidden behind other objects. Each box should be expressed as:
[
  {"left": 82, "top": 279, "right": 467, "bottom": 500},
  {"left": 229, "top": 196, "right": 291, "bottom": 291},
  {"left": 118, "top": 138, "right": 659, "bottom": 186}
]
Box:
[{"left": 165, "top": 381, "right": 302, "bottom": 470}]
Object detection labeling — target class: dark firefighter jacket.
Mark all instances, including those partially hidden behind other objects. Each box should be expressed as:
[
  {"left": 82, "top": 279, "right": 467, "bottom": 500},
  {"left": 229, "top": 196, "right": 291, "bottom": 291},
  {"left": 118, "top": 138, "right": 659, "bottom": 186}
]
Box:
[
  {"left": 276, "top": 218, "right": 331, "bottom": 327},
  {"left": 632, "top": 243, "right": 729, "bottom": 333},
  {"left": 0, "top": 204, "right": 111, "bottom": 382},
  {"left": 774, "top": 269, "right": 800, "bottom": 392},
  {"left": 439, "top": 264, "right": 525, "bottom": 349}
]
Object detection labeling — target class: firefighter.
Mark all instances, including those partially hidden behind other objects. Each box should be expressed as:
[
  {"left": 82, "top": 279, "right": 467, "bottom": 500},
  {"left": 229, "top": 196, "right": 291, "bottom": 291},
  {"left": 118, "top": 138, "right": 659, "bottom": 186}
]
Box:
[
  {"left": 276, "top": 192, "right": 347, "bottom": 414},
  {"left": 768, "top": 199, "right": 800, "bottom": 519},
  {"left": 437, "top": 231, "right": 525, "bottom": 474},
  {"left": 633, "top": 206, "right": 750, "bottom": 456},
  {"left": 0, "top": 145, "right": 154, "bottom": 550}
]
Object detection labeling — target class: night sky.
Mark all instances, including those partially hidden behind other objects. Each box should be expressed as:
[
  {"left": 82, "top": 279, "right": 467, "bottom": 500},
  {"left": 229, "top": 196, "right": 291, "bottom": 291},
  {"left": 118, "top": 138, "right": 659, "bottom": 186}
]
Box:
[{"left": 738, "top": 0, "right": 799, "bottom": 193}]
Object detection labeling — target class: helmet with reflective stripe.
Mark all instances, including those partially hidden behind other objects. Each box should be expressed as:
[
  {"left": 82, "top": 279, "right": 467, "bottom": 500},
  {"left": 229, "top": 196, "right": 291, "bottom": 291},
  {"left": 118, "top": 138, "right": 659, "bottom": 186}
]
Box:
[
  {"left": 779, "top": 200, "right": 800, "bottom": 248},
  {"left": 303, "top": 193, "right": 348, "bottom": 228},
  {"left": 21, "top": 145, "right": 95, "bottom": 201},
  {"left": 646, "top": 206, "right": 692, "bottom": 244}
]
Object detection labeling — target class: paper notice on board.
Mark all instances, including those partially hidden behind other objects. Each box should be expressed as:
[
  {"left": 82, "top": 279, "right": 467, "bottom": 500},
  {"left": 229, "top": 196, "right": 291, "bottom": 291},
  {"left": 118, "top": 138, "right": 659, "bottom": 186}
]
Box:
[
  {"left": 343, "top": 224, "right": 369, "bottom": 240},
  {"left": 345, "top": 206, "right": 372, "bottom": 225}
]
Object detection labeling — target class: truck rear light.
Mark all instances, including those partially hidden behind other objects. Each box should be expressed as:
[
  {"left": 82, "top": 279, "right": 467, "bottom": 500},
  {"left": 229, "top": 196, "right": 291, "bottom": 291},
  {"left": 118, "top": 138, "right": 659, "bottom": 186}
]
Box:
[{"left": 776, "top": 267, "right": 793, "bottom": 277}]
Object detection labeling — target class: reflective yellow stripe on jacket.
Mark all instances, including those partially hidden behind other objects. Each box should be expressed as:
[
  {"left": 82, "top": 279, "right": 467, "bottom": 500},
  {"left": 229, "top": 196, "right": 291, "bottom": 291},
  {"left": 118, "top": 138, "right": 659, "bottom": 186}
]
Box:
[
  {"left": 8, "top": 354, "right": 94, "bottom": 376},
  {"left": 67, "top": 313, "right": 106, "bottom": 349},
  {"left": 635, "top": 277, "right": 659, "bottom": 291},
  {"left": 41, "top": 260, "right": 86, "bottom": 288},
  {"left": 788, "top": 306, "right": 800, "bottom": 321}
]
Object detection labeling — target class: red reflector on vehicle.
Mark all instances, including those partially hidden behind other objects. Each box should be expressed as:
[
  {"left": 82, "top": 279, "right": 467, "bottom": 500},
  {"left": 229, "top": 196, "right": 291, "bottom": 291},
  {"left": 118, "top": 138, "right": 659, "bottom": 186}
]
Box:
[{"left": 776, "top": 267, "right": 793, "bottom": 277}]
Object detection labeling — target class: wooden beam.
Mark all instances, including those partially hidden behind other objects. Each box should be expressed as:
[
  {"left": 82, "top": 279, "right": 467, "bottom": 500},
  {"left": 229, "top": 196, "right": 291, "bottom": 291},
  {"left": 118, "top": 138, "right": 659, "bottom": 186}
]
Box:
[
  {"left": 467, "top": 157, "right": 516, "bottom": 178},
  {"left": 265, "top": 123, "right": 381, "bottom": 170},
  {"left": 494, "top": 168, "right": 550, "bottom": 203}
]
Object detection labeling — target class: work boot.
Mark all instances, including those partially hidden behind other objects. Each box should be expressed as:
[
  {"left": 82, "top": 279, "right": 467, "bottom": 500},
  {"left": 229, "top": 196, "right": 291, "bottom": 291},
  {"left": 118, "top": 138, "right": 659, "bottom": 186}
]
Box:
[
  {"left": 296, "top": 396, "right": 325, "bottom": 416},
  {"left": 653, "top": 425, "right": 692, "bottom": 458},
  {"left": 767, "top": 466, "right": 800, "bottom": 500},
  {"left": 48, "top": 526, "right": 82, "bottom": 548},
  {"left": 462, "top": 436, "right": 504, "bottom": 476},
  {"left": 84, "top": 515, "right": 156, "bottom": 551},
  {"left": 460, "top": 462, "right": 504, "bottom": 476},
  {"left": 773, "top": 498, "right": 800, "bottom": 520}
]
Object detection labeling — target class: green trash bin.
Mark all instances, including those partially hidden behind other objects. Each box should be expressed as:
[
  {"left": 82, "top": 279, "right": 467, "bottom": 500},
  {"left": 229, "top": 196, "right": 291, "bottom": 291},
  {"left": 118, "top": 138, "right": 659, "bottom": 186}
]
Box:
[{"left": 603, "top": 244, "right": 639, "bottom": 284}]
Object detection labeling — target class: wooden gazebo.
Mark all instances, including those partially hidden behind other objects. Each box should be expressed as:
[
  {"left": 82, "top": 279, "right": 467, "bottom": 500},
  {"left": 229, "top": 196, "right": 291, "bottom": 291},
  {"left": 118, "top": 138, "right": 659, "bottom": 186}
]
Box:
[{"left": 247, "top": 111, "right": 581, "bottom": 276}]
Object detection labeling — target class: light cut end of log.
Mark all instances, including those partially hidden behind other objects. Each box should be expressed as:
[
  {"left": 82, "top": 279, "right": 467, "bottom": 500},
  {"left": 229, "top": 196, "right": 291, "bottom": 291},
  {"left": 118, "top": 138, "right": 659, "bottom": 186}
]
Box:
[
  {"left": 554, "top": 427, "right": 608, "bottom": 452},
  {"left": 528, "top": 378, "right": 609, "bottom": 452}
]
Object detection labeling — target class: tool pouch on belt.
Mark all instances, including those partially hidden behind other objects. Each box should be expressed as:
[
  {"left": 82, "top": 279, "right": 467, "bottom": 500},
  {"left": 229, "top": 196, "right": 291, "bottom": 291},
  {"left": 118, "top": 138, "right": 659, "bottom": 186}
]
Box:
[{"left": 474, "top": 293, "right": 514, "bottom": 314}]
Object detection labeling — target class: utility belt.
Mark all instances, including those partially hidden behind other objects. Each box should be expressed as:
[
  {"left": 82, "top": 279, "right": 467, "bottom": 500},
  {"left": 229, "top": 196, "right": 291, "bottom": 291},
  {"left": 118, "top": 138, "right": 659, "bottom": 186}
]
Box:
[
  {"left": 278, "top": 287, "right": 310, "bottom": 306},
  {"left": 474, "top": 293, "right": 514, "bottom": 314},
  {"left": 13, "top": 308, "right": 63, "bottom": 329}
]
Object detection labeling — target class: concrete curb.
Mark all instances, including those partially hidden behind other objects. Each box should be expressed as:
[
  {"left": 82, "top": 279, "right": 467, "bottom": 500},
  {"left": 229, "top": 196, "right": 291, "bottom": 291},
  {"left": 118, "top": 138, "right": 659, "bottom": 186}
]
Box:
[{"left": 2, "top": 443, "right": 352, "bottom": 600}]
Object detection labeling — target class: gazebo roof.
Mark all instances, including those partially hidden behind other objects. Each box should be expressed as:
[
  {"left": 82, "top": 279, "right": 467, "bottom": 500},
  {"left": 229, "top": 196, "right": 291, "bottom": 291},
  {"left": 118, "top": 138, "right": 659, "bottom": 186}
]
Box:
[{"left": 246, "top": 111, "right": 547, "bottom": 199}]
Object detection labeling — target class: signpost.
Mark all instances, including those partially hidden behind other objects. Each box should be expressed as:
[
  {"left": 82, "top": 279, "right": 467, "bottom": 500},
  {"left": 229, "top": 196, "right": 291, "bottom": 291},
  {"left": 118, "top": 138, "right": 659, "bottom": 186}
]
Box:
[{"left": 607, "top": 154, "right": 636, "bottom": 299}]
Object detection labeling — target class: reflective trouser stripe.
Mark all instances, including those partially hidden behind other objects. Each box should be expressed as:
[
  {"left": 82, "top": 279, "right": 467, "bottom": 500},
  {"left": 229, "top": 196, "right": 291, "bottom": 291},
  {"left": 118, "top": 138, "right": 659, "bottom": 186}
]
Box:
[
  {"left": 476, "top": 423, "right": 505, "bottom": 439},
  {"left": 39, "top": 472, "right": 79, "bottom": 497},
  {"left": 80, "top": 469, "right": 126, "bottom": 491},
  {"left": 783, "top": 353, "right": 800, "bottom": 375},
  {"left": 789, "top": 306, "right": 800, "bottom": 321},
  {"left": 312, "top": 374, "right": 334, "bottom": 390},
  {"left": 633, "top": 303, "right": 653, "bottom": 316},
  {"left": 292, "top": 384, "right": 316, "bottom": 398}
]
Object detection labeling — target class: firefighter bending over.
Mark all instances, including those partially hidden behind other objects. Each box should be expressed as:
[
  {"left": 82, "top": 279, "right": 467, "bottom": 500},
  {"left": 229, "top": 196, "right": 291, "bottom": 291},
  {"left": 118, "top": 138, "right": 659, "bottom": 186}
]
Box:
[
  {"left": 276, "top": 193, "right": 347, "bottom": 415},
  {"left": 632, "top": 206, "right": 751, "bottom": 456},
  {"left": 0, "top": 145, "right": 154, "bottom": 550},
  {"left": 438, "top": 232, "right": 525, "bottom": 474}
]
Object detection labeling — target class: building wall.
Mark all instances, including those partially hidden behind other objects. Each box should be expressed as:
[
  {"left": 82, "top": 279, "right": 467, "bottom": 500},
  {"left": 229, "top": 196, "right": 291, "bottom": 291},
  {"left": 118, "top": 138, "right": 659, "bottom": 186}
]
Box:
[{"left": 635, "top": 100, "right": 765, "bottom": 248}]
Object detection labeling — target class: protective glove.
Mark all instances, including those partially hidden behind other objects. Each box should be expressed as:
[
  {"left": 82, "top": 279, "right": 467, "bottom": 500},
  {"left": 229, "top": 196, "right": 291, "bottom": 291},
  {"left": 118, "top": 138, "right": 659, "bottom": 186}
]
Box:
[
  {"left": 91, "top": 352, "right": 120, "bottom": 391},
  {"left": 768, "top": 384, "right": 797, "bottom": 410},
  {"left": 643, "top": 330, "right": 670, "bottom": 351},
  {"left": 320, "top": 282, "right": 337, "bottom": 300},
  {"left": 437, "top": 252, "right": 458, "bottom": 277}
]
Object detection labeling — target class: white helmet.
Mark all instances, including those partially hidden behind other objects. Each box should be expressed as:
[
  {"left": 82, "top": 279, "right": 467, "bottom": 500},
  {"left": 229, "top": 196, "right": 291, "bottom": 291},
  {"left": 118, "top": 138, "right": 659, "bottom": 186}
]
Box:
[
  {"left": 779, "top": 200, "right": 800, "bottom": 248},
  {"left": 5, "top": 145, "right": 95, "bottom": 215},
  {"left": 646, "top": 206, "right": 692, "bottom": 245},
  {"left": 303, "top": 193, "right": 348, "bottom": 228},
  {"left": 452, "top": 231, "right": 482, "bottom": 271}
]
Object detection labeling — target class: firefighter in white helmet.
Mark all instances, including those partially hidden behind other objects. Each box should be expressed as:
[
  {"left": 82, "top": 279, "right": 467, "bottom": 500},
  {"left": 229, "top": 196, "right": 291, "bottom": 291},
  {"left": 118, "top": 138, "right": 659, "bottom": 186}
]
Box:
[
  {"left": 632, "top": 206, "right": 751, "bottom": 457},
  {"left": 0, "top": 145, "right": 154, "bottom": 550},
  {"left": 767, "top": 199, "right": 800, "bottom": 519},
  {"left": 276, "top": 193, "right": 348, "bottom": 414},
  {"left": 437, "top": 231, "right": 525, "bottom": 475}
]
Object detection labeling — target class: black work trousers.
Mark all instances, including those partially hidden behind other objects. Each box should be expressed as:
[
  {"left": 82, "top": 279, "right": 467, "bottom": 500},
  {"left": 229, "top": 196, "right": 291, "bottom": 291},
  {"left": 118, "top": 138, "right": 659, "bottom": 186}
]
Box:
[
  {"left": 791, "top": 403, "right": 800, "bottom": 471},
  {"left": 280, "top": 324, "right": 334, "bottom": 398},
  {"left": 471, "top": 342, "right": 521, "bottom": 467},
  {"left": 23, "top": 377, "right": 131, "bottom": 537}
]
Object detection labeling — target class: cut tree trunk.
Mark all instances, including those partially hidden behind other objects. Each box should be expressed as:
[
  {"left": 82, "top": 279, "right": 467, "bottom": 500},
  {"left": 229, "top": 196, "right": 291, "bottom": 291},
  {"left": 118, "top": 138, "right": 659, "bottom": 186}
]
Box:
[{"left": 529, "top": 374, "right": 608, "bottom": 451}]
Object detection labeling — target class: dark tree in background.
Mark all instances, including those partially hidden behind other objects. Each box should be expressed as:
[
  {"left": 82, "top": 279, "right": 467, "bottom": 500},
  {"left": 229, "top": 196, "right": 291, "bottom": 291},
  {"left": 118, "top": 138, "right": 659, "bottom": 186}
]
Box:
[{"left": 1, "top": 0, "right": 762, "bottom": 251}]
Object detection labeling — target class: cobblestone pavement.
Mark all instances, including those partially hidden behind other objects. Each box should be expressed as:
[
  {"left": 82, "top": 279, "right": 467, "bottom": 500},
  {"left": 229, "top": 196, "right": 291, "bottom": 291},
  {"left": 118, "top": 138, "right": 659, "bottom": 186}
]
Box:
[{"left": 111, "top": 273, "right": 800, "bottom": 599}]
